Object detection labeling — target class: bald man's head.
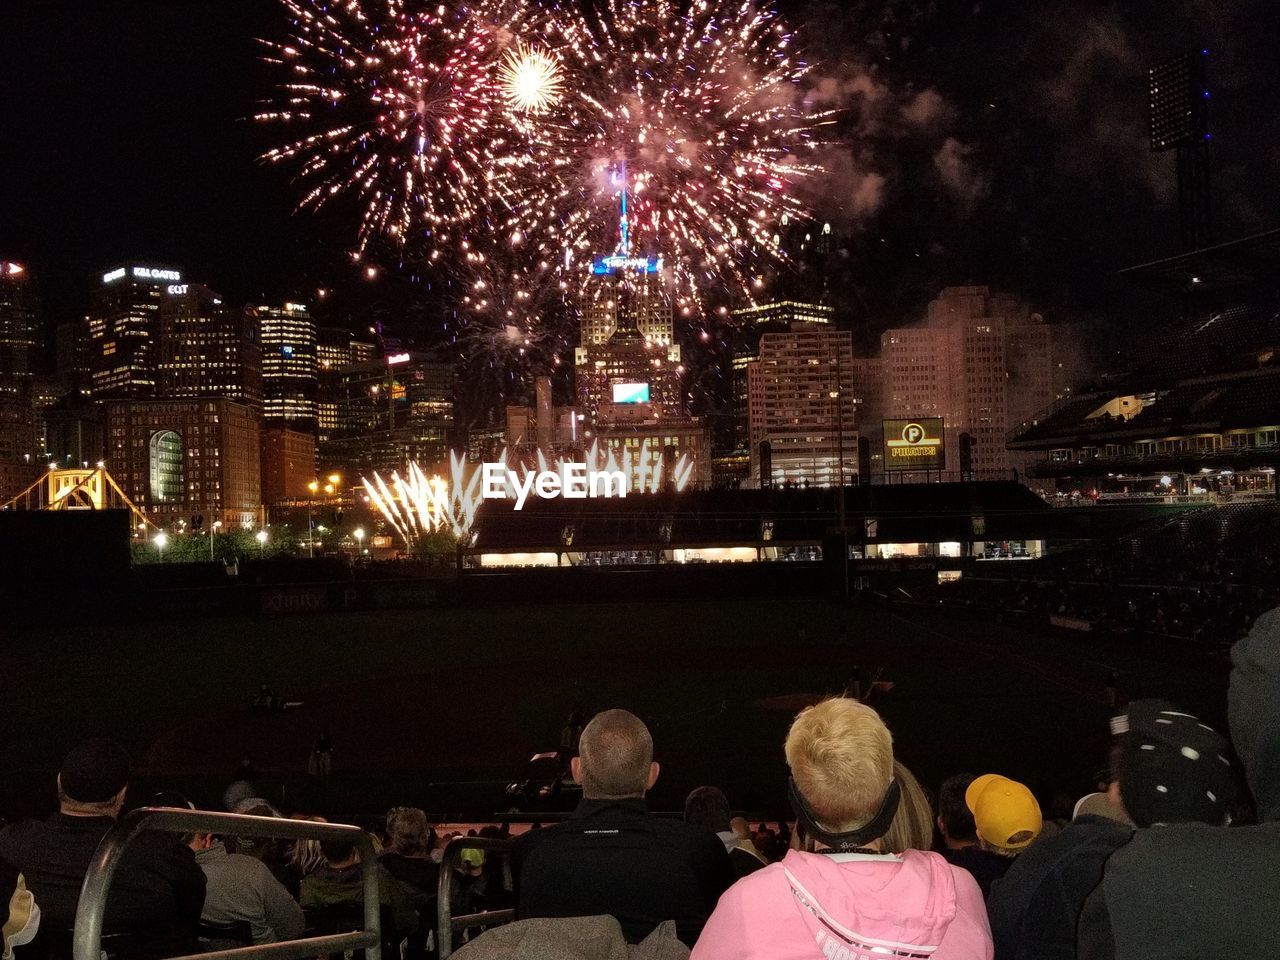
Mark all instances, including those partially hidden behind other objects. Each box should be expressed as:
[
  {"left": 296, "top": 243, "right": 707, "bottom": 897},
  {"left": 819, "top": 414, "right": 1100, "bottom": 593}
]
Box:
[{"left": 573, "top": 709, "right": 659, "bottom": 800}]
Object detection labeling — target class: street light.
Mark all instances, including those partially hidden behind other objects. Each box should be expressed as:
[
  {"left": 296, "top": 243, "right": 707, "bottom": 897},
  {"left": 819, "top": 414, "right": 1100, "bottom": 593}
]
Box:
[
  {"left": 154, "top": 531, "right": 168, "bottom": 562},
  {"left": 354, "top": 527, "right": 365, "bottom": 555},
  {"left": 209, "top": 520, "right": 223, "bottom": 562},
  {"left": 255, "top": 528, "right": 268, "bottom": 557},
  {"left": 307, "top": 480, "right": 319, "bottom": 558}
]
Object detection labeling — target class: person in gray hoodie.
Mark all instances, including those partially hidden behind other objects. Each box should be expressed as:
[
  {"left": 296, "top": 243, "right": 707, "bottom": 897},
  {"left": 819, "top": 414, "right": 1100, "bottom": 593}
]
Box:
[
  {"left": 1076, "top": 605, "right": 1280, "bottom": 959},
  {"left": 987, "top": 699, "right": 1234, "bottom": 960}
]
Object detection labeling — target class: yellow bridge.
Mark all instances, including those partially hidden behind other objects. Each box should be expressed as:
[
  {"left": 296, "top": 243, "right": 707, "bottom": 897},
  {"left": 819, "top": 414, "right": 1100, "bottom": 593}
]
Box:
[{"left": 3, "top": 467, "right": 156, "bottom": 530}]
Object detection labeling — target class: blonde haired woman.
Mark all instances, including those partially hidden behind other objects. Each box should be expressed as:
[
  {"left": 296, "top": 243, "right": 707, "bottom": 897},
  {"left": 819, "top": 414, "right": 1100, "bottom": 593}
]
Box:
[
  {"left": 882, "top": 761, "right": 937, "bottom": 854},
  {"left": 693, "top": 698, "right": 992, "bottom": 959}
]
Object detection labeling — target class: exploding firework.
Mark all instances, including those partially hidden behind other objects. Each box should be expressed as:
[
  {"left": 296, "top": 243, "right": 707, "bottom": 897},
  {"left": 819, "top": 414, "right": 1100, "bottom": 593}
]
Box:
[
  {"left": 503, "top": 0, "right": 826, "bottom": 301},
  {"left": 498, "top": 43, "right": 565, "bottom": 115},
  {"left": 260, "top": 0, "right": 823, "bottom": 303},
  {"left": 257, "top": 0, "right": 536, "bottom": 255}
]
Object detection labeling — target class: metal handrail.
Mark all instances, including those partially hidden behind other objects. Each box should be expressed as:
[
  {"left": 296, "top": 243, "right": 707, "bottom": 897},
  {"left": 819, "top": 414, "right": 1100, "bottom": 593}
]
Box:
[
  {"left": 73, "top": 807, "right": 382, "bottom": 960},
  {"left": 437, "top": 835, "right": 515, "bottom": 960}
]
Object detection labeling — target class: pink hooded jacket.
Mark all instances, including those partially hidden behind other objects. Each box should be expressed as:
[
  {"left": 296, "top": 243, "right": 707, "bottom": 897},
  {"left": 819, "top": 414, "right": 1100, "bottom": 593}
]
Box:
[{"left": 691, "top": 848, "right": 992, "bottom": 960}]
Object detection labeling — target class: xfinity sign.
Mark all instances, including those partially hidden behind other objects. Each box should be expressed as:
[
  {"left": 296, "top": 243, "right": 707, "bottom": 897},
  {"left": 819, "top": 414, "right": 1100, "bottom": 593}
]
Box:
[{"left": 481, "top": 463, "right": 628, "bottom": 510}]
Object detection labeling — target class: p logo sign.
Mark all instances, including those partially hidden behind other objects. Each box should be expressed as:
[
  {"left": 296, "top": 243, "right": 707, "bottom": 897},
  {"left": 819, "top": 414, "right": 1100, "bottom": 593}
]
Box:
[{"left": 883, "top": 416, "right": 945, "bottom": 471}]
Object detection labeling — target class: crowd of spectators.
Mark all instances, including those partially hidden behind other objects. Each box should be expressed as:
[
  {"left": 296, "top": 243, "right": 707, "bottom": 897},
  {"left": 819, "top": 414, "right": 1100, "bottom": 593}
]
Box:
[
  {"left": 3, "top": 606, "right": 1278, "bottom": 959},
  {"left": 920, "top": 502, "right": 1280, "bottom": 651}
]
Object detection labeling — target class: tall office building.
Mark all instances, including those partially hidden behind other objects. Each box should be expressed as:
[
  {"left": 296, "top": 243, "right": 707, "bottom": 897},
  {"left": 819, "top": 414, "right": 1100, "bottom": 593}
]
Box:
[
  {"left": 573, "top": 289, "right": 706, "bottom": 487},
  {"left": 579, "top": 267, "right": 674, "bottom": 348},
  {"left": 0, "top": 261, "right": 39, "bottom": 398},
  {"left": 320, "top": 352, "right": 454, "bottom": 475},
  {"left": 567, "top": 194, "right": 708, "bottom": 487},
  {"left": 574, "top": 252, "right": 681, "bottom": 422},
  {"left": 725, "top": 299, "right": 834, "bottom": 456},
  {"left": 317, "top": 326, "right": 377, "bottom": 443},
  {"left": 881, "top": 286, "right": 1079, "bottom": 477},
  {"left": 746, "top": 322, "right": 860, "bottom": 487},
  {"left": 0, "top": 261, "right": 41, "bottom": 496},
  {"left": 104, "top": 398, "right": 261, "bottom": 526},
  {"left": 157, "top": 283, "right": 262, "bottom": 406},
  {"left": 251, "top": 302, "right": 317, "bottom": 430},
  {"left": 317, "top": 326, "right": 376, "bottom": 370},
  {"left": 575, "top": 321, "right": 684, "bottom": 424},
  {"left": 54, "top": 319, "right": 93, "bottom": 397},
  {"left": 88, "top": 263, "right": 184, "bottom": 398}
]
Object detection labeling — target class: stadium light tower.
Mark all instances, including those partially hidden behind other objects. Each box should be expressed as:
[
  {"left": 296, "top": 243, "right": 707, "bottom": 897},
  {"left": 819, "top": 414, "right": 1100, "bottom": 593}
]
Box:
[{"left": 1149, "top": 49, "right": 1212, "bottom": 250}]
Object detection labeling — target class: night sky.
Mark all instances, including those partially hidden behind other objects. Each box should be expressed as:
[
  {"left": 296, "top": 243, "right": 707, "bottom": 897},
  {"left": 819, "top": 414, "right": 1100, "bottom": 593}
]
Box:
[{"left": 1, "top": 0, "right": 1277, "bottom": 347}]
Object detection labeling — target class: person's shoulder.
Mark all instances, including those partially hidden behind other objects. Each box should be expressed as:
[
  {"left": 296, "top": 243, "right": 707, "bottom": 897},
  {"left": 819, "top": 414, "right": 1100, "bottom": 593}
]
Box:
[
  {"left": 1112, "top": 820, "right": 1275, "bottom": 874},
  {"left": 652, "top": 816, "right": 725, "bottom": 846},
  {"left": 227, "top": 851, "right": 278, "bottom": 880},
  {"left": 513, "top": 824, "right": 560, "bottom": 852},
  {"left": 932, "top": 852, "right": 986, "bottom": 901},
  {"left": 1054, "top": 818, "right": 1133, "bottom": 861},
  {"left": 132, "top": 827, "right": 197, "bottom": 858},
  {"left": 716, "top": 858, "right": 787, "bottom": 902}
]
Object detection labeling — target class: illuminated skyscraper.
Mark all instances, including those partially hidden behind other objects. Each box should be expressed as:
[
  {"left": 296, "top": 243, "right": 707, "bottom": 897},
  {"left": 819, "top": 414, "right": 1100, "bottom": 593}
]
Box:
[
  {"left": 724, "top": 299, "right": 834, "bottom": 456},
  {"left": 0, "top": 261, "right": 38, "bottom": 398},
  {"left": 251, "top": 301, "right": 317, "bottom": 430},
  {"left": 0, "top": 260, "right": 41, "bottom": 496},
  {"left": 573, "top": 259, "right": 681, "bottom": 420},
  {"left": 157, "top": 284, "right": 262, "bottom": 406},
  {"left": 747, "top": 322, "right": 859, "bottom": 487},
  {"left": 88, "top": 263, "right": 184, "bottom": 398},
  {"left": 317, "top": 326, "right": 377, "bottom": 443},
  {"left": 567, "top": 173, "right": 708, "bottom": 486},
  {"left": 320, "top": 352, "right": 454, "bottom": 475},
  {"left": 579, "top": 268, "right": 674, "bottom": 348}
]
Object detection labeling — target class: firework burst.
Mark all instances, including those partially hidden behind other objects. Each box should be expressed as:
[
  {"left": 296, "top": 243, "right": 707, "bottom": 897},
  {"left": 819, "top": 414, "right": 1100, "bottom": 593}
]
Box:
[
  {"left": 261, "top": 0, "right": 825, "bottom": 305},
  {"left": 257, "top": 0, "right": 535, "bottom": 255},
  {"left": 505, "top": 0, "right": 826, "bottom": 301},
  {"left": 499, "top": 43, "right": 565, "bottom": 115}
]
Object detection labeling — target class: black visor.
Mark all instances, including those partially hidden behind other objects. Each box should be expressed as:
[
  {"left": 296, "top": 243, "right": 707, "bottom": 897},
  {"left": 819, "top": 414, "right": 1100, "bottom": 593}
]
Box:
[{"left": 789, "top": 776, "right": 901, "bottom": 851}]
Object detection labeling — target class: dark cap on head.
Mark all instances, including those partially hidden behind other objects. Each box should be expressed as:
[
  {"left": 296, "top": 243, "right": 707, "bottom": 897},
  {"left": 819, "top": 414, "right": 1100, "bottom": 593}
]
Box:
[
  {"left": 60, "top": 739, "right": 130, "bottom": 804},
  {"left": 1114, "top": 699, "right": 1233, "bottom": 828}
]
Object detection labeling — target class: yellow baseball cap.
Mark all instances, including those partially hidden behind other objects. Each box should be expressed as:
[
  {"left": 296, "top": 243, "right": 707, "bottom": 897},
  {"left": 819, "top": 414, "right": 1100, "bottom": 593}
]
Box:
[{"left": 965, "top": 774, "right": 1043, "bottom": 851}]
